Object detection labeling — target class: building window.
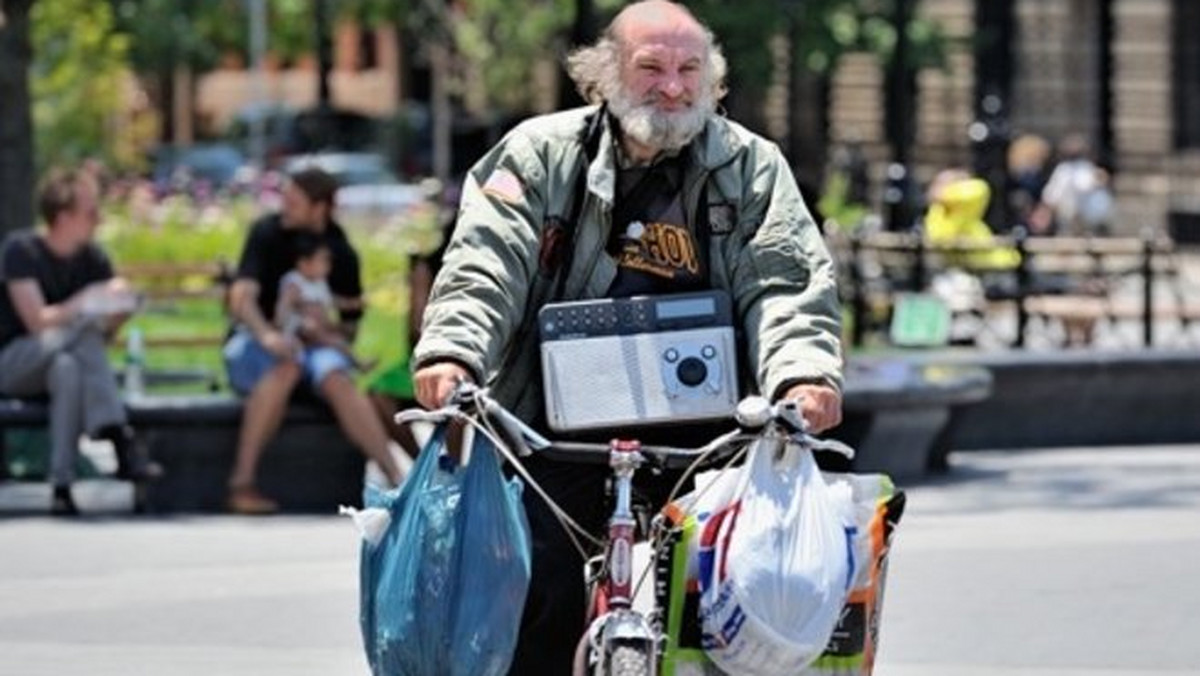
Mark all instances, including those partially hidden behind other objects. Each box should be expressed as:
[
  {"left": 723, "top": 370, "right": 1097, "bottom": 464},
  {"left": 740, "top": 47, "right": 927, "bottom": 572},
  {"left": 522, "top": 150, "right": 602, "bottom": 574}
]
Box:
[{"left": 1174, "top": 0, "right": 1200, "bottom": 148}]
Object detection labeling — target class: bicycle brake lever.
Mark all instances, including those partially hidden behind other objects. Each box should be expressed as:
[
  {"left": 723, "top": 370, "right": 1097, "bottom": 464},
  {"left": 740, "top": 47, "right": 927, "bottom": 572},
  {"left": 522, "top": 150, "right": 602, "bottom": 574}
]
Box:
[
  {"left": 481, "top": 397, "right": 550, "bottom": 456},
  {"left": 394, "top": 407, "right": 457, "bottom": 425},
  {"left": 804, "top": 436, "right": 856, "bottom": 459},
  {"left": 775, "top": 399, "right": 808, "bottom": 435},
  {"left": 447, "top": 379, "right": 480, "bottom": 409}
]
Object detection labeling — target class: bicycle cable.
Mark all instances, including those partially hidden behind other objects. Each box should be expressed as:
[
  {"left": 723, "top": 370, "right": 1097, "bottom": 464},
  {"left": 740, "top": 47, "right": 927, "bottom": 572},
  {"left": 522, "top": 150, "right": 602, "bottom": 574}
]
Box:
[{"left": 464, "top": 389, "right": 605, "bottom": 557}]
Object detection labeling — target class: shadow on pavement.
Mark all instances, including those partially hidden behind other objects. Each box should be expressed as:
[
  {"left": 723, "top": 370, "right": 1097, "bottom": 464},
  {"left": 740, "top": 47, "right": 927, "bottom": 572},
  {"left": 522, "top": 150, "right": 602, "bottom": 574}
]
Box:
[{"left": 905, "top": 444, "right": 1200, "bottom": 515}]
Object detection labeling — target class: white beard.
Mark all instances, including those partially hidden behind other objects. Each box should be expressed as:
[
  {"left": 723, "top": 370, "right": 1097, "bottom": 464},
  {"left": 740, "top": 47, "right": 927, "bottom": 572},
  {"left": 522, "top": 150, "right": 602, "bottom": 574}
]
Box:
[{"left": 608, "top": 86, "right": 715, "bottom": 154}]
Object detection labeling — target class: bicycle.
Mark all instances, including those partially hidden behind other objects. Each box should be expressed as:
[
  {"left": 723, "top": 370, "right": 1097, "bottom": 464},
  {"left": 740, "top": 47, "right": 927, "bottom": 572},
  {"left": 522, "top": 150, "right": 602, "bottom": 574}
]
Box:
[{"left": 397, "top": 383, "right": 855, "bottom": 676}]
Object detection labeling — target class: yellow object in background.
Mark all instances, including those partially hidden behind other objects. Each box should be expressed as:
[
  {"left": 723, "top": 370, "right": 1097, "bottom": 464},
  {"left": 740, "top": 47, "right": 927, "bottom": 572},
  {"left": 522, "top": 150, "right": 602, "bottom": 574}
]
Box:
[{"left": 924, "top": 177, "right": 1019, "bottom": 270}]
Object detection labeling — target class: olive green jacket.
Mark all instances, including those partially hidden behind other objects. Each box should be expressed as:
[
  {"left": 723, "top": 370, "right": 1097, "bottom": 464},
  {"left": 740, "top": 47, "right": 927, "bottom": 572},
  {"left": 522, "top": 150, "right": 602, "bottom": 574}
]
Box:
[{"left": 413, "top": 106, "right": 843, "bottom": 424}]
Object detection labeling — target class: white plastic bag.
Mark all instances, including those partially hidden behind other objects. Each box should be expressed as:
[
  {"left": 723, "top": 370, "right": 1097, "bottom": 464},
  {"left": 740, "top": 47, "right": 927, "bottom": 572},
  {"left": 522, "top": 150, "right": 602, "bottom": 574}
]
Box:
[{"left": 698, "top": 438, "right": 855, "bottom": 676}]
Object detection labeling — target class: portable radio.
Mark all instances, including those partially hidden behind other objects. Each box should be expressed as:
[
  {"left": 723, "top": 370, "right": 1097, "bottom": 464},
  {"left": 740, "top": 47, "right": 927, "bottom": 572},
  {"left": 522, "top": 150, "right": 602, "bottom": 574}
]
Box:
[{"left": 539, "top": 290, "right": 738, "bottom": 432}]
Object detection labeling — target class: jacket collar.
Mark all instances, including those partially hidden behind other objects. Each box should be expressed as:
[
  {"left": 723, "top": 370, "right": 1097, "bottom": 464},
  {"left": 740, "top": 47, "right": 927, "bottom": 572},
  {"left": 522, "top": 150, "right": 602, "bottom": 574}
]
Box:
[{"left": 586, "top": 107, "right": 742, "bottom": 204}]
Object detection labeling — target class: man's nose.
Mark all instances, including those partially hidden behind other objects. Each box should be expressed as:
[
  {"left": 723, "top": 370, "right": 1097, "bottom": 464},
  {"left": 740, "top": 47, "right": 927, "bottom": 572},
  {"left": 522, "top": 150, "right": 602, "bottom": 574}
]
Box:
[{"left": 659, "top": 75, "right": 684, "bottom": 98}]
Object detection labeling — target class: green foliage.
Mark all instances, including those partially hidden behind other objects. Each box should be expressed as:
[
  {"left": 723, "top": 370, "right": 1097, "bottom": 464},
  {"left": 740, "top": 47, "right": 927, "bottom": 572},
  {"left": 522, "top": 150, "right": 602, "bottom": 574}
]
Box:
[
  {"left": 113, "top": 0, "right": 242, "bottom": 74},
  {"left": 688, "top": 0, "right": 948, "bottom": 90},
  {"left": 349, "top": 0, "right": 578, "bottom": 113},
  {"left": 268, "top": 0, "right": 319, "bottom": 62},
  {"left": 347, "top": 0, "right": 408, "bottom": 27},
  {"left": 818, "top": 172, "right": 869, "bottom": 233},
  {"left": 100, "top": 197, "right": 251, "bottom": 265},
  {"left": 30, "top": 0, "right": 131, "bottom": 170},
  {"left": 105, "top": 0, "right": 950, "bottom": 125},
  {"left": 113, "top": 0, "right": 390, "bottom": 73},
  {"left": 452, "top": 0, "right": 575, "bottom": 110},
  {"left": 348, "top": 0, "right": 625, "bottom": 114}
]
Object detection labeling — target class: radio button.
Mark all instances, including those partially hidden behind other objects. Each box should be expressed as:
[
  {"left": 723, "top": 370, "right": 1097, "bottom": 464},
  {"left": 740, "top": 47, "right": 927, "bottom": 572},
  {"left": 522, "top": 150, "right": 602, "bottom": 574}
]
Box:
[{"left": 663, "top": 348, "right": 679, "bottom": 363}]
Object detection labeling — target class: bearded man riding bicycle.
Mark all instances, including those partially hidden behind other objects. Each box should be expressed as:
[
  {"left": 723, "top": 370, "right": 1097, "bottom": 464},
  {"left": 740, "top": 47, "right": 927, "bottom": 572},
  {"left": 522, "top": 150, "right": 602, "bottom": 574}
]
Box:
[{"left": 412, "top": 2, "right": 844, "bottom": 672}]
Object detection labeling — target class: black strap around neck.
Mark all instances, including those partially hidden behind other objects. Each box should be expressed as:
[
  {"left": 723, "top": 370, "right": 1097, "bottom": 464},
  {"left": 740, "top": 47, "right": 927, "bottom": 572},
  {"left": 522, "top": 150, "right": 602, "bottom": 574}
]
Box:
[{"left": 548, "top": 104, "right": 606, "bottom": 300}]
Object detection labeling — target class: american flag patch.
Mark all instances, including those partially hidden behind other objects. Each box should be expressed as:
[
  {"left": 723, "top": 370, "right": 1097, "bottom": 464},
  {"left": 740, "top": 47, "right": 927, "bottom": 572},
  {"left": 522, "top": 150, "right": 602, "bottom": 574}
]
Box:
[{"left": 482, "top": 168, "right": 524, "bottom": 204}]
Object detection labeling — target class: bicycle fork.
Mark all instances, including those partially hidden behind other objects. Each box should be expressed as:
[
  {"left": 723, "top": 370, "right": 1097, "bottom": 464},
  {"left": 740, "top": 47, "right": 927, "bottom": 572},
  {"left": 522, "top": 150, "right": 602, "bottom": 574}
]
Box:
[{"left": 580, "top": 439, "right": 659, "bottom": 676}]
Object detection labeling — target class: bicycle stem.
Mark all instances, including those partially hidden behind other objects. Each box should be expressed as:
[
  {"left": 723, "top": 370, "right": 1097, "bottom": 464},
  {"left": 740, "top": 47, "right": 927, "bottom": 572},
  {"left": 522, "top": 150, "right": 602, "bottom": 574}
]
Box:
[{"left": 606, "top": 439, "right": 643, "bottom": 609}]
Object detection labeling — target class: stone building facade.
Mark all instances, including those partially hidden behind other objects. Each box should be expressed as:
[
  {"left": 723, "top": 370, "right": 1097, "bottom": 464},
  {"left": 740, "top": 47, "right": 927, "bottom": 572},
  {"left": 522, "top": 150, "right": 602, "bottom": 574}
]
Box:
[
  {"left": 194, "top": 22, "right": 402, "bottom": 133},
  {"left": 827, "top": 0, "right": 1195, "bottom": 238},
  {"left": 193, "top": 2, "right": 1196, "bottom": 238}
]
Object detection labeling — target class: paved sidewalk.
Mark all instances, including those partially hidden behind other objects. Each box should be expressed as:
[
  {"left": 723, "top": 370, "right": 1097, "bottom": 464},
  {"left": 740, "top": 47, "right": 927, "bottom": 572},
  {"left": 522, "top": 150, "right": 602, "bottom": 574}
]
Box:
[
  {"left": 2, "top": 444, "right": 1200, "bottom": 674},
  {"left": 879, "top": 444, "right": 1200, "bottom": 675},
  {"left": 0, "top": 512, "right": 366, "bottom": 676}
]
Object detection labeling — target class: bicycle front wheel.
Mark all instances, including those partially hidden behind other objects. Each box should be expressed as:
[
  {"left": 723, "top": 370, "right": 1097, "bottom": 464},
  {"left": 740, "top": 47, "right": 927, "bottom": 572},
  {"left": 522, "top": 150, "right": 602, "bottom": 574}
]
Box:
[{"left": 608, "top": 644, "right": 652, "bottom": 676}]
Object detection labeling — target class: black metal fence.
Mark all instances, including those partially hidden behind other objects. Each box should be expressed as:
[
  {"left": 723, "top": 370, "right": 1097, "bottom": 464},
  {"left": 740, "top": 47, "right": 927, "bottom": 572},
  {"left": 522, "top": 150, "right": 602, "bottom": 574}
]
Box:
[{"left": 828, "top": 230, "right": 1190, "bottom": 349}]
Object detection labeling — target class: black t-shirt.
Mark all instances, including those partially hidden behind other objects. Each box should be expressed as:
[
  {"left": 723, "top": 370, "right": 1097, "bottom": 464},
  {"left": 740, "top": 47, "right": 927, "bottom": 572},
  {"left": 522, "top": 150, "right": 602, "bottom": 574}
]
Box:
[
  {"left": 606, "top": 158, "right": 706, "bottom": 298},
  {"left": 0, "top": 230, "right": 114, "bottom": 348},
  {"left": 234, "top": 213, "right": 363, "bottom": 323}
]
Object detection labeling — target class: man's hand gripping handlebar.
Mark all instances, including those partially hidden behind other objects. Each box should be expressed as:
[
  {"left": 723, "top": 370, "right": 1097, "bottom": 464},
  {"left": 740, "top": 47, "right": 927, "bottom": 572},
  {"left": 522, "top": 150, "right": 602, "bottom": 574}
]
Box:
[{"left": 395, "top": 381, "right": 550, "bottom": 458}]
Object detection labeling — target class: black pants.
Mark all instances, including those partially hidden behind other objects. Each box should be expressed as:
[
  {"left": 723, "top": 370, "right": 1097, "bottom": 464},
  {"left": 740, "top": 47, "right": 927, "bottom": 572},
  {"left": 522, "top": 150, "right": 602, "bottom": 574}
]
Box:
[{"left": 506, "top": 455, "right": 688, "bottom": 675}]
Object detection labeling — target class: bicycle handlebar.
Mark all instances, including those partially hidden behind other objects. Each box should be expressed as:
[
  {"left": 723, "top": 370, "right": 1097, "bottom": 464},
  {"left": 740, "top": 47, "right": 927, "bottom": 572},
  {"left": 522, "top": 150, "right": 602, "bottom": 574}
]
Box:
[{"left": 394, "top": 382, "right": 854, "bottom": 469}]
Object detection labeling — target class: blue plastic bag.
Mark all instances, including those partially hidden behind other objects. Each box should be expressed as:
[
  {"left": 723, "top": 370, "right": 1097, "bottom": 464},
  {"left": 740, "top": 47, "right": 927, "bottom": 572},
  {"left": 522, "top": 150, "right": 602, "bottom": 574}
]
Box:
[{"left": 359, "top": 425, "right": 531, "bottom": 675}]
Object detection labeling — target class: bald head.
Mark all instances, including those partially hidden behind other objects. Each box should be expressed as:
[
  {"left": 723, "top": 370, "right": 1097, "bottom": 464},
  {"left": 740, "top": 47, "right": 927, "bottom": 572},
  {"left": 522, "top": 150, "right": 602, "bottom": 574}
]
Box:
[{"left": 610, "top": 0, "right": 706, "bottom": 49}]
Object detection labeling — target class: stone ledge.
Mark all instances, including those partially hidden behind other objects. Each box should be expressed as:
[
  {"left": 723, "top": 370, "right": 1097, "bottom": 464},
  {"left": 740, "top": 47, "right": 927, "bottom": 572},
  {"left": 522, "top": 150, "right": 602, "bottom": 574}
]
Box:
[
  {"left": 843, "top": 359, "right": 993, "bottom": 410},
  {"left": 903, "top": 349, "right": 1200, "bottom": 449},
  {"left": 830, "top": 358, "right": 994, "bottom": 482},
  {"left": 124, "top": 395, "right": 360, "bottom": 513},
  {"left": 125, "top": 393, "right": 334, "bottom": 427}
]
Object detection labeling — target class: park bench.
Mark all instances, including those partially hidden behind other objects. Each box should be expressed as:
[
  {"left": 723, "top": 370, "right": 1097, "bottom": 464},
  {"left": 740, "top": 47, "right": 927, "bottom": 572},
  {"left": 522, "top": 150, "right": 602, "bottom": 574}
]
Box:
[
  {"left": 118, "top": 259, "right": 233, "bottom": 350},
  {"left": 831, "top": 230, "right": 1200, "bottom": 349},
  {"left": 1016, "top": 237, "right": 1200, "bottom": 347}
]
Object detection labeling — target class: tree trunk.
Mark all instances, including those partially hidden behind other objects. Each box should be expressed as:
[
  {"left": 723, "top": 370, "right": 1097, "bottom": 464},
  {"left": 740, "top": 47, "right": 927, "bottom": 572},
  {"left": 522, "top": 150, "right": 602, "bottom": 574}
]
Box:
[
  {"left": 0, "top": 0, "right": 36, "bottom": 235},
  {"left": 557, "top": 0, "right": 597, "bottom": 110},
  {"left": 156, "top": 68, "right": 176, "bottom": 144},
  {"left": 173, "top": 63, "right": 194, "bottom": 145},
  {"left": 429, "top": 41, "right": 452, "bottom": 184},
  {"left": 315, "top": 0, "right": 333, "bottom": 107}
]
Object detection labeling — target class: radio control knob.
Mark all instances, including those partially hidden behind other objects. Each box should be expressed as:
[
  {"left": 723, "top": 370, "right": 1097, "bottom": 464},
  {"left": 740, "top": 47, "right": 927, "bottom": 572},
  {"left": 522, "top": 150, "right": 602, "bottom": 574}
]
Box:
[{"left": 677, "top": 357, "right": 707, "bottom": 387}]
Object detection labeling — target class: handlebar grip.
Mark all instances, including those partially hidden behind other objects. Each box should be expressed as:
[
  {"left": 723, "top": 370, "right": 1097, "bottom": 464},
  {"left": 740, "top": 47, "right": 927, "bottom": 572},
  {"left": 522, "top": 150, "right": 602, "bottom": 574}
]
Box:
[
  {"left": 734, "top": 396, "right": 807, "bottom": 434},
  {"left": 394, "top": 408, "right": 453, "bottom": 425}
]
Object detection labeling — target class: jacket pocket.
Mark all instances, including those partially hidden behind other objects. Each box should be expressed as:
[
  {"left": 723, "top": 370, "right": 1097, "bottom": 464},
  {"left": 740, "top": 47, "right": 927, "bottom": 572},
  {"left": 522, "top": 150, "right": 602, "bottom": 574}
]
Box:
[{"left": 748, "top": 235, "right": 812, "bottom": 289}]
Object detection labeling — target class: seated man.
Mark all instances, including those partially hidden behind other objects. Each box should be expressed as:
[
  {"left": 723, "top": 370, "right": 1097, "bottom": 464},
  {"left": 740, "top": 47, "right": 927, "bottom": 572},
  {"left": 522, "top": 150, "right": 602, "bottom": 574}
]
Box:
[
  {"left": 223, "top": 167, "right": 403, "bottom": 515},
  {"left": 0, "top": 167, "right": 159, "bottom": 516}
]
